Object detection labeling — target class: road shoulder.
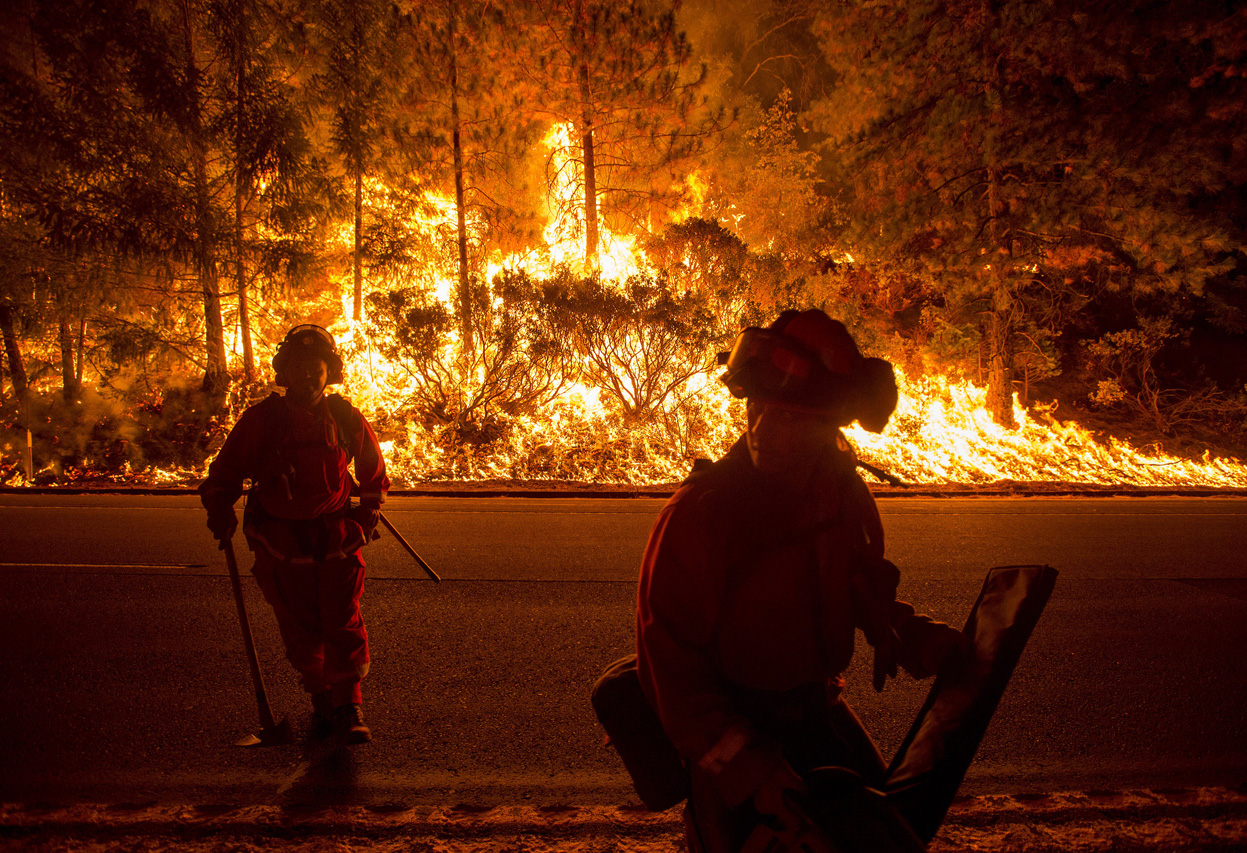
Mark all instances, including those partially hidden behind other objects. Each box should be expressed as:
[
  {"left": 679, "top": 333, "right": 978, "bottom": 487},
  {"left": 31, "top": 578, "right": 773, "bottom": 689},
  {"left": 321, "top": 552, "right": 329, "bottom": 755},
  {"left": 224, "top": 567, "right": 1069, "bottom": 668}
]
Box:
[{"left": 3, "top": 787, "right": 1246, "bottom": 852}]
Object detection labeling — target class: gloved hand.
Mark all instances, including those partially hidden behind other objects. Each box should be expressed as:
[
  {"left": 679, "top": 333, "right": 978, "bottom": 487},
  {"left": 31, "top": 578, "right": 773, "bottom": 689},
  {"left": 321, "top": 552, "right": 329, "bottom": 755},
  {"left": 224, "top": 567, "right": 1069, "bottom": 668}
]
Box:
[
  {"left": 351, "top": 506, "right": 381, "bottom": 542},
  {"left": 206, "top": 506, "right": 237, "bottom": 549},
  {"left": 752, "top": 760, "right": 807, "bottom": 830},
  {"left": 902, "top": 622, "right": 974, "bottom": 679},
  {"left": 925, "top": 623, "right": 975, "bottom": 674}
]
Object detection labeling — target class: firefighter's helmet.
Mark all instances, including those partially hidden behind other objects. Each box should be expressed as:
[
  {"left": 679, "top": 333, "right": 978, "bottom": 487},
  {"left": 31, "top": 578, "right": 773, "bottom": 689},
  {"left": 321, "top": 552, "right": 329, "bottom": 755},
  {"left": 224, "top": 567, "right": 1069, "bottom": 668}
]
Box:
[
  {"left": 718, "top": 309, "right": 898, "bottom": 432},
  {"left": 272, "top": 324, "right": 345, "bottom": 386}
]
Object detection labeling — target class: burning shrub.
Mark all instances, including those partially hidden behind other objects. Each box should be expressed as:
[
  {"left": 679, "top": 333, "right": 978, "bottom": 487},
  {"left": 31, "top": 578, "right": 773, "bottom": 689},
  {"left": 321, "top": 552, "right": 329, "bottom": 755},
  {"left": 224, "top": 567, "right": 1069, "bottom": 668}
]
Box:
[
  {"left": 363, "top": 270, "right": 577, "bottom": 445},
  {"left": 544, "top": 269, "right": 721, "bottom": 424},
  {"left": 644, "top": 217, "right": 805, "bottom": 323}
]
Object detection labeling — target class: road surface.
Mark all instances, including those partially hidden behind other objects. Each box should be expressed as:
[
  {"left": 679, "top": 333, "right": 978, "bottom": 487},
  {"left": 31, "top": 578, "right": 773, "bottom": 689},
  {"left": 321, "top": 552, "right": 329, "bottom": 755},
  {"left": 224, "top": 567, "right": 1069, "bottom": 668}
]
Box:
[{"left": 1, "top": 493, "right": 1245, "bottom": 808}]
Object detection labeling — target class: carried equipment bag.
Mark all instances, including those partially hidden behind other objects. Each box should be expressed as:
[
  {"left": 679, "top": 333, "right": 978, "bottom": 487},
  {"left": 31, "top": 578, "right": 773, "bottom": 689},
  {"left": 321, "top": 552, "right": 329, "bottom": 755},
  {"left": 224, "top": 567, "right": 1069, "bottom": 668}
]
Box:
[{"left": 590, "top": 655, "right": 687, "bottom": 812}]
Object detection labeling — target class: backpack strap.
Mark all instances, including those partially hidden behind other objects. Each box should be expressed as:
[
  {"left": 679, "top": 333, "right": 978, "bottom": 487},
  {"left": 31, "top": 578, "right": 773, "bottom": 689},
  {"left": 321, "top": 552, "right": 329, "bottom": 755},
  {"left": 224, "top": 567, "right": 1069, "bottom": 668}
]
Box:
[{"left": 324, "top": 394, "right": 363, "bottom": 464}]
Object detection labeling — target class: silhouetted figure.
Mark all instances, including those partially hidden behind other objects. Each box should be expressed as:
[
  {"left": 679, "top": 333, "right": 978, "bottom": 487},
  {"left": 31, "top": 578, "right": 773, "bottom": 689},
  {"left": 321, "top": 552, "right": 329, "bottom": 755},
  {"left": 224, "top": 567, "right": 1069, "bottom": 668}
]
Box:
[
  {"left": 636, "top": 309, "right": 966, "bottom": 852},
  {"left": 200, "top": 325, "right": 389, "bottom": 743}
]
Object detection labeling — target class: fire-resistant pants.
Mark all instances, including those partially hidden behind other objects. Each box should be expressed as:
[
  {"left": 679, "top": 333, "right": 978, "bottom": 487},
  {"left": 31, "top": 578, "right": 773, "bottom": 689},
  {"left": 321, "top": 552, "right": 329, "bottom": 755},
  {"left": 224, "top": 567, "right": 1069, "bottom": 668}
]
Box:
[
  {"left": 251, "top": 550, "right": 370, "bottom": 707},
  {"left": 684, "top": 684, "right": 887, "bottom": 853}
]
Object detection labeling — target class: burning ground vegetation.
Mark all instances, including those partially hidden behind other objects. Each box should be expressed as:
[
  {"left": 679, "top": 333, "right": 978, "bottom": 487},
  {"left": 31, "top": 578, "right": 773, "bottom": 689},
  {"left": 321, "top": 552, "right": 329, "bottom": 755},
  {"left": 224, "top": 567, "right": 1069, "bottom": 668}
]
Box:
[
  {"left": 3, "top": 212, "right": 1247, "bottom": 490},
  {"left": 2, "top": 270, "right": 1247, "bottom": 491},
  {"left": 3, "top": 192, "right": 1247, "bottom": 490}
]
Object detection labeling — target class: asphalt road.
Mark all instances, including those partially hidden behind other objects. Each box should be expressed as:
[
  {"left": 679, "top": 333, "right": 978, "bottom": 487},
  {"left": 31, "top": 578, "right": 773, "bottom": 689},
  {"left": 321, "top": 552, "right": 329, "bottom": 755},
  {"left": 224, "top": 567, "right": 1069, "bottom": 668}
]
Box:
[{"left": 1, "top": 493, "right": 1245, "bottom": 808}]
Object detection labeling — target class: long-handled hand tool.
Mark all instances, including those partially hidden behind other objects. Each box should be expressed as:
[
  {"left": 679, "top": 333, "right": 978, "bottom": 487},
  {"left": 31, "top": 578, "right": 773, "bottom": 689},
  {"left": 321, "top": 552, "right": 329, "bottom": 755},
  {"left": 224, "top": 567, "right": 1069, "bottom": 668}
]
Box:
[
  {"left": 378, "top": 512, "right": 441, "bottom": 583},
  {"left": 222, "top": 536, "right": 295, "bottom": 747}
]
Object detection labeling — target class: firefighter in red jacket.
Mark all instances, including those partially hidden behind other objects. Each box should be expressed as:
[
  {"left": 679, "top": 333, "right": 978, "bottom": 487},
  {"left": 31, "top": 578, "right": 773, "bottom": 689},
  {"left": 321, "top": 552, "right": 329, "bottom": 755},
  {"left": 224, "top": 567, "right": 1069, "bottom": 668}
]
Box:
[
  {"left": 636, "top": 309, "right": 966, "bottom": 852},
  {"left": 200, "top": 325, "right": 390, "bottom": 743}
]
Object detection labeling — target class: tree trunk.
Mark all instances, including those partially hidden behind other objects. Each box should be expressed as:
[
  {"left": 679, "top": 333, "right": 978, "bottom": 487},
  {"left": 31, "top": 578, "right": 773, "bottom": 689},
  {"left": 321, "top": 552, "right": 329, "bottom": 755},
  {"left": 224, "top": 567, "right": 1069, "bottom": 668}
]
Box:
[
  {"left": 347, "top": 8, "right": 365, "bottom": 324},
  {"left": 0, "top": 304, "right": 27, "bottom": 402},
  {"left": 76, "top": 318, "right": 86, "bottom": 385},
  {"left": 984, "top": 156, "right": 1015, "bottom": 427},
  {"left": 984, "top": 290, "right": 1016, "bottom": 427},
  {"left": 59, "top": 318, "right": 78, "bottom": 403},
  {"left": 576, "top": 0, "right": 599, "bottom": 268},
  {"left": 236, "top": 185, "right": 253, "bottom": 382},
  {"left": 200, "top": 243, "right": 229, "bottom": 401},
  {"left": 182, "top": 2, "right": 229, "bottom": 403},
  {"left": 449, "top": 0, "right": 473, "bottom": 357},
  {"left": 581, "top": 116, "right": 599, "bottom": 268},
  {"left": 353, "top": 168, "right": 364, "bottom": 323},
  {"left": 234, "top": 4, "right": 254, "bottom": 381},
  {"left": 981, "top": 0, "right": 1015, "bottom": 428}
]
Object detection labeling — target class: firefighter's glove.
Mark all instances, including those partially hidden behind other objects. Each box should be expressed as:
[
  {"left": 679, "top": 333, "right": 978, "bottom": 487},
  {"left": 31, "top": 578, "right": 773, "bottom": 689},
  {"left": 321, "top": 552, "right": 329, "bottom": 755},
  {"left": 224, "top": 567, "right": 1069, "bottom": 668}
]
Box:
[
  {"left": 351, "top": 506, "right": 381, "bottom": 542},
  {"left": 910, "top": 623, "right": 974, "bottom": 679},
  {"left": 752, "top": 761, "right": 808, "bottom": 832},
  {"left": 206, "top": 507, "right": 238, "bottom": 549},
  {"left": 893, "top": 617, "right": 973, "bottom": 680}
]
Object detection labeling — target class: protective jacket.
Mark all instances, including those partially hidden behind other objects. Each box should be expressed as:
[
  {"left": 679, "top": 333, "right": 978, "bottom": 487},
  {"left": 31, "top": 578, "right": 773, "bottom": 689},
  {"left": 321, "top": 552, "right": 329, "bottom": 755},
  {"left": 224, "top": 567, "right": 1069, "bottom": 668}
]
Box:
[
  {"left": 636, "top": 435, "right": 948, "bottom": 806},
  {"left": 199, "top": 392, "right": 389, "bottom": 562}
]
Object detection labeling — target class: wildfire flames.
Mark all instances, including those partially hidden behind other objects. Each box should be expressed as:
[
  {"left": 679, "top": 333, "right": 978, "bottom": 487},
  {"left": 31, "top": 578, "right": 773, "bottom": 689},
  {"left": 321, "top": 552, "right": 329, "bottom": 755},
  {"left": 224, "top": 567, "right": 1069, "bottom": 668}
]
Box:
[
  {"left": 5, "top": 124, "right": 1247, "bottom": 490},
  {"left": 329, "top": 351, "right": 1247, "bottom": 488},
  {"left": 316, "top": 124, "right": 1247, "bottom": 490},
  {"left": 845, "top": 374, "right": 1247, "bottom": 488}
]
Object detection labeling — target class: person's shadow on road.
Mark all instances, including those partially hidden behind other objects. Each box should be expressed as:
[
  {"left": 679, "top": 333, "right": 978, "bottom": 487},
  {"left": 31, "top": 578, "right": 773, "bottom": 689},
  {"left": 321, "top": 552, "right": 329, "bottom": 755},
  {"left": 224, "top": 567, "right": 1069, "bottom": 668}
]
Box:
[{"left": 277, "top": 734, "right": 361, "bottom": 807}]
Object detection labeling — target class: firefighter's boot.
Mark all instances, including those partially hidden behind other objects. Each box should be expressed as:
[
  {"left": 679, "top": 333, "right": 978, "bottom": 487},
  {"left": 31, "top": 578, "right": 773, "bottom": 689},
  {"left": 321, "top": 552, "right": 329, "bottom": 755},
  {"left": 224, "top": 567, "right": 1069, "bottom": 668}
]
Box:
[{"left": 337, "top": 703, "right": 372, "bottom": 744}]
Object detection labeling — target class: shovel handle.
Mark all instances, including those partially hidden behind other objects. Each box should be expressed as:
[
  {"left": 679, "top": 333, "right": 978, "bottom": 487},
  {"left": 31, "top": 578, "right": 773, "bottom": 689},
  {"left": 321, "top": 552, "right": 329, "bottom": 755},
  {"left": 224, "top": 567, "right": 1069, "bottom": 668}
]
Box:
[
  {"left": 223, "top": 537, "right": 279, "bottom": 730},
  {"left": 379, "top": 512, "right": 441, "bottom": 583}
]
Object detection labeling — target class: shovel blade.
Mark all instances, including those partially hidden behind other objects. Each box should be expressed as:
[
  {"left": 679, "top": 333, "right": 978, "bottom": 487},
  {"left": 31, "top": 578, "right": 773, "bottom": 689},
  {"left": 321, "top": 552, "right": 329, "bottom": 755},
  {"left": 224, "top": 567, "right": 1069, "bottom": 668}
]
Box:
[{"left": 235, "top": 715, "right": 295, "bottom": 747}]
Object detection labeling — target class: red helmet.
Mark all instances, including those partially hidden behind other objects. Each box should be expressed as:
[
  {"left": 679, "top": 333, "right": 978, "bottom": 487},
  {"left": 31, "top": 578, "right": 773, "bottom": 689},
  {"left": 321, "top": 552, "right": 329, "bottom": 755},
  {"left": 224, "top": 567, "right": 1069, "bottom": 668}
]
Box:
[
  {"left": 272, "top": 324, "right": 345, "bottom": 386},
  {"left": 719, "top": 309, "right": 898, "bottom": 432}
]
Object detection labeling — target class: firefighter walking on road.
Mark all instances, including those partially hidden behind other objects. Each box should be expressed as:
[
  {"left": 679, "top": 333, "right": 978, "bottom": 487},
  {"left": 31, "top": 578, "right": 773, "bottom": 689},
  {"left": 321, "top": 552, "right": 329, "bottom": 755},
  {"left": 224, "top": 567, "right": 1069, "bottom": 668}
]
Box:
[
  {"left": 636, "top": 309, "right": 968, "bottom": 852},
  {"left": 200, "top": 325, "right": 390, "bottom": 744}
]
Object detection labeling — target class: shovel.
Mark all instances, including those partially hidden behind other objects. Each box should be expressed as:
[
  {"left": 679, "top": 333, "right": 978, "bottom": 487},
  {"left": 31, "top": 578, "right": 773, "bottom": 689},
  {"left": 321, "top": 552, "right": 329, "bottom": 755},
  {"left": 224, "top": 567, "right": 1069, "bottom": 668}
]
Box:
[
  {"left": 222, "top": 536, "right": 295, "bottom": 747},
  {"left": 379, "top": 511, "right": 441, "bottom": 583}
]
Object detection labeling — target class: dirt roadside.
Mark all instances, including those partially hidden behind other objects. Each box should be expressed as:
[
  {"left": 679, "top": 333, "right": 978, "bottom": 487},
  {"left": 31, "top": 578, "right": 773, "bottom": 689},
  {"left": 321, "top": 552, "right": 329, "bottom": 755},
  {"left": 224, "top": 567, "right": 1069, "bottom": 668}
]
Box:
[{"left": 3, "top": 788, "right": 1247, "bottom": 853}]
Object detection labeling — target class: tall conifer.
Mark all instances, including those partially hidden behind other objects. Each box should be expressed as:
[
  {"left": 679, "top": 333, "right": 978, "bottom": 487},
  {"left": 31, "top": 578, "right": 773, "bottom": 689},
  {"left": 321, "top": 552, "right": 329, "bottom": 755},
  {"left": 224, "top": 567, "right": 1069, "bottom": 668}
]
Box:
[
  {"left": 524, "top": 0, "right": 718, "bottom": 270},
  {"left": 812, "top": 0, "right": 1247, "bottom": 426}
]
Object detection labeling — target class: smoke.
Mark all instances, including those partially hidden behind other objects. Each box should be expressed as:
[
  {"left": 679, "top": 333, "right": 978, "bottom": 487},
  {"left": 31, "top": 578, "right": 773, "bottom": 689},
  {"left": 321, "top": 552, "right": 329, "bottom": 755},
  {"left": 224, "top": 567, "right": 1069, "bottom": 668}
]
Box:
[{"left": 0, "top": 376, "right": 229, "bottom": 486}]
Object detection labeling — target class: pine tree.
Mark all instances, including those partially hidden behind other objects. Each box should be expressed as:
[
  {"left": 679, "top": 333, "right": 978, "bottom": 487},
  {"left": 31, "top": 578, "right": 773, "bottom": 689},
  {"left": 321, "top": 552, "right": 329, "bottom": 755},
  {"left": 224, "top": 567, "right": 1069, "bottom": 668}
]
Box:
[
  {"left": 309, "top": 0, "right": 403, "bottom": 324},
  {"left": 524, "top": 0, "right": 719, "bottom": 269},
  {"left": 811, "top": 0, "right": 1247, "bottom": 427},
  {"left": 214, "top": 0, "right": 312, "bottom": 379},
  {"left": 406, "top": 0, "right": 544, "bottom": 358}
]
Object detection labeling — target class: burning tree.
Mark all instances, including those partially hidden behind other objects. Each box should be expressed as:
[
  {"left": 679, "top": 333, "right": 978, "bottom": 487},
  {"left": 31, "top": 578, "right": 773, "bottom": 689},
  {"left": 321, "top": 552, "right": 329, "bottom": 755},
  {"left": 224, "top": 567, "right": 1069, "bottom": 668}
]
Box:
[
  {"left": 521, "top": 0, "right": 720, "bottom": 269},
  {"left": 403, "top": 0, "right": 544, "bottom": 359}
]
